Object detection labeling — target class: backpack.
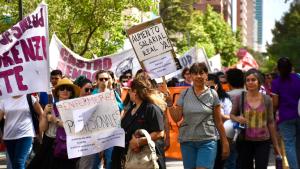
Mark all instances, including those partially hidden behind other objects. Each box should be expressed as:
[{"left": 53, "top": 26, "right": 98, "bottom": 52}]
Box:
[{"left": 26, "top": 94, "right": 39, "bottom": 133}]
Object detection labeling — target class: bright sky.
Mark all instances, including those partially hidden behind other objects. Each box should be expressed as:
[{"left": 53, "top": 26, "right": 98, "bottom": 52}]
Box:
[{"left": 263, "top": 0, "right": 291, "bottom": 46}]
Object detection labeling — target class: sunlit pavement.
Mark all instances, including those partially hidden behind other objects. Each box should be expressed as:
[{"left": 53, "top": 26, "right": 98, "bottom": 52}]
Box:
[
  {"left": 0, "top": 151, "right": 276, "bottom": 169},
  {"left": 166, "top": 158, "right": 276, "bottom": 169}
]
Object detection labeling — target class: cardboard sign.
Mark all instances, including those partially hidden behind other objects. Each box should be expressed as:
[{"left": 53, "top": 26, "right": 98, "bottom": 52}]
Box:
[
  {"left": 56, "top": 91, "right": 125, "bottom": 159},
  {"left": 127, "top": 18, "right": 179, "bottom": 78},
  {"left": 0, "top": 3, "right": 50, "bottom": 98}
]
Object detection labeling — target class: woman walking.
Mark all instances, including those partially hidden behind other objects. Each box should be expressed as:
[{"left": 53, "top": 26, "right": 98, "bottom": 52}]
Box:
[
  {"left": 0, "top": 94, "right": 47, "bottom": 169},
  {"left": 169, "top": 62, "right": 229, "bottom": 169},
  {"left": 230, "top": 69, "right": 281, "bottom": 169}
]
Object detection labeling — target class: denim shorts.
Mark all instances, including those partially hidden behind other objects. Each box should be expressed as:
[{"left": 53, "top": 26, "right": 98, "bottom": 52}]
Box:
[{"left": 180, "top": 140, "right": 217, "bottom": 169}]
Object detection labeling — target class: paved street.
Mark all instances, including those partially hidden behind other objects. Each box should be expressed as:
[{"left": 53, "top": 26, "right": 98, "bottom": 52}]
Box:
[
  {"left": 166, "top": 158, "right": 276, "bottom": 169},
  {"left": 0, "top": 151, "right": 277, "bottom": 169}
]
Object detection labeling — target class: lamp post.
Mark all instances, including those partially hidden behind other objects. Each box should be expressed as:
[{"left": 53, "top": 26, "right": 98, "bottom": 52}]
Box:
[{"left": 18, "top": 0, "right": 23, "bottom": 21}]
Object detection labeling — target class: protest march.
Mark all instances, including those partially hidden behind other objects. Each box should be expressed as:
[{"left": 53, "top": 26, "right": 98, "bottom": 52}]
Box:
[{"left": 0, "top": 2, "right": 299, "bottom": 169}]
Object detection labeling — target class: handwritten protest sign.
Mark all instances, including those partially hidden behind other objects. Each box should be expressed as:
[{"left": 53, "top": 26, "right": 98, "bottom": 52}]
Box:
[
  {"left": 56, "top": 91, "right": 125, "bottom": 159},
  {"left": 127, "top": 18, "right": 179, "bottom": 78},
  {"left": 0, "top": 3, "right": 49, "bottom": 98},
  {"left": 49, "top": 34, "right": 142, "bottom": 81}
]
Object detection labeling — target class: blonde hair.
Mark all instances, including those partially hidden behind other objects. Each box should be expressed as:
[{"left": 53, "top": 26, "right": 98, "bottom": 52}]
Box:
[{"left": 130, "top": 78, "right": 166, "bottom": 111}]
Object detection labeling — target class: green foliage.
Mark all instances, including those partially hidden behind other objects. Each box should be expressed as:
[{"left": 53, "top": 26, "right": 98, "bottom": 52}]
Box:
[
  {"left": 202, "top": 6, "right": 241, "bottom": 66},
  {"left": 0, "top": 0, "right": 155, "bottom": 58},
  {"left": 267, "top": 3, "right": 300, "bottom": 72},
  {"left": 159, "top": 1, "right": 241, "bottom": 67}
]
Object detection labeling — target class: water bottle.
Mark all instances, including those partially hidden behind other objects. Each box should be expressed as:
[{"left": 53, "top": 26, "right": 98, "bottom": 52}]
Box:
[{"left": 275, "top": 155, "right": 283, "bottom": 169}]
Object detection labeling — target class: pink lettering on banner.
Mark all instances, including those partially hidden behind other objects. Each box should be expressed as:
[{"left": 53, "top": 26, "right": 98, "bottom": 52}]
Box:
[
  {"left": 32, "top": 8, "right": 44, "bottom": 27},
  {"left": 21, "top": 38, "right": 35, "bottom": 61},
  {"left": 0, "top": 51, "right": 15, "bottom": 68},
  {"left": 0, "top": 6, "right": 45, "bottom": 46},
  {"left": 60, "top": 48, "right": 68, "bottom": 61},
  {"left": 10, "top": 41, "right": 23, "bottom": 64},
  {"left": 0, "top": 31, "right": 12, "bottom": 45},
  {"left": 42, "top": 36, "right": 47, "bottom": 60},
  {"left": 65, "top": 65, "right": 73, "bottom": 77},
  {"left": 86, "top": 62, "right": 92, "bottom": 70},
  {"left": 11, "top": 26, "right": 22, "bottom": 39},
  {"left": 0, "top": 66, "right": 27, "bottom": 96},
  {"left": 14, "top": 66, "right": 28, "bottom": 91},
  {"left": 76, "top": 60, "right": 85, "bottom": 68},
  {"left": 20, "top": 36, "right": 46, "bottom": 62},
  {"left": 93, "top": 58, "right": 112, "bottom": 70},
  {"left": 103, "top": 58, "right": 112, "bottom": 70},
  {"left": 31, "top": 36, "right": 43, "bottom": 61},
  {"left": 71, "top": 68, "right": 82, "bottom": 79},
  {"left": 67, "top": 54, "right": 76, "bottom": 66}
]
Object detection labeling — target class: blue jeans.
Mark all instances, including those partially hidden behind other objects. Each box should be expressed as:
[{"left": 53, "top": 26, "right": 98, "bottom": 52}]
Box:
[
  {"left": 180, "top": 140, "right": 217, "bottom": 169},
  {"left": 4, "top": 137, "right": 33, "bottom": 169},
  {"left": 278, "top": 118, "right": 300, "bottom": 169},
  {"left": 93, "top": 147, "right": 113, "bottom": 169},
  {"left": 224, "top": 142, "right": 238, "bottom": 169}
]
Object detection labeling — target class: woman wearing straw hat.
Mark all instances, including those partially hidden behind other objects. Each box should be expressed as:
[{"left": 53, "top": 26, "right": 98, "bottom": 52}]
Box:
[{"left": 33, "top": 78, "right": 80, "bottom": 169}]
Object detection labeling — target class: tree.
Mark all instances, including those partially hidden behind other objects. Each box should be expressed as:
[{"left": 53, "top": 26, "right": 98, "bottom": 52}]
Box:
[
  {"left": 160, "top": 1, "right": 241, "bottom": 66},
  {"left": 267, "top": 3, "right": 300, "bottom": 71},
  {"left": 201, "top": 6, "right": 241, "bottom": 66},
  {"left": 0, "top": 0, "right": 156, "bottom": 58}
]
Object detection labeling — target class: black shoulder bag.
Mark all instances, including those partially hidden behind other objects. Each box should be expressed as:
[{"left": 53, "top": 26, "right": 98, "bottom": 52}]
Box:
[{"left": 237, "top": 91, "right": 246, "bottom": 141}]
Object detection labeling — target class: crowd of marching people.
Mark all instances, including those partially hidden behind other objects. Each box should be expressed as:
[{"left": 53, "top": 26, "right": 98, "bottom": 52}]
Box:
[{"left": 0, "top": 57, "right": 299, "bottom": 169}]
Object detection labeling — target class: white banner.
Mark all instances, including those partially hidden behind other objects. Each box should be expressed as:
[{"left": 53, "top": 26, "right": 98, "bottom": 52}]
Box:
[
  {"left": 208, "top": 54, "right": 222, "bottom": 73},
  {"left": 0, "top": 3, "right": 49, "bottom": 98},
  {"left": 162, "top": 47, "right": 211, "bottom": 80},
  {"left": 56, "top": 91, "right": 125, "bottom": 159},
  {"left": 49, "top": 34, "right": 142, "bottom": 81}
]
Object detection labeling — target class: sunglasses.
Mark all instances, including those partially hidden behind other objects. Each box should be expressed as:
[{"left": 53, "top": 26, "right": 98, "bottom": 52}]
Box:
[
  {"left": 59, "top": 86, "right": 73, "bottom": 92},
  {"left": 210, "top": 86, "right": 215, "bottom": 89},
  {"left": 124, "top": 75, "right": 132, "bottom": 79},
  {"left": 98, "top": 78, "right": 109, "bottom": 81},
  {"left": 84, "top": 88, "right": 93, "bottom": 93}
]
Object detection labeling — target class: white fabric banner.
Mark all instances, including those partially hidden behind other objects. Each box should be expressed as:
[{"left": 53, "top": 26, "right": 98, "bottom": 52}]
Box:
[
  {"left": 208, "top": 54, "right": 222, "bottom": 73},
  {"left": 56, "top": 91, "right": 125, "bottom": 159},
  {"left": 49, "top": 34, "right": 142, "bottom": 81},
  {"left": 162, "top": 47, "right": 211, "bottom": 81},
  {"left": 0, "top": 3, "right": 49, "bottom": 98}
]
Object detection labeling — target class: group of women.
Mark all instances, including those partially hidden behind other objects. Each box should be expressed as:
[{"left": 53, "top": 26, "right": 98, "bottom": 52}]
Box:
[{"left": 0, "top": 57, "right": 299, "bottom": 169}]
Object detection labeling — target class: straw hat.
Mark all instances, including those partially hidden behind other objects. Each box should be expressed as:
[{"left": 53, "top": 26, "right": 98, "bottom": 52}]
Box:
[{"left": 54, "top": 78, "right": 80, "bottom": 98}]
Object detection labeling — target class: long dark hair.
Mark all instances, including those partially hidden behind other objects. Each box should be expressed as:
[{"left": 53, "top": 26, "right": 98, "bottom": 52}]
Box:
[
  {"left": 277, "top": 57, "right": 292, "bottom": 79},
  {"left": 207, "top": 74, "right": 230, "bottom": 101}
]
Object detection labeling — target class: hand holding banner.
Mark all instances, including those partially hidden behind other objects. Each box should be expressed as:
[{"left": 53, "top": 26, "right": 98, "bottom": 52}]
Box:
[{"left": 56, "top": 91, "right": 125, "bottom": 159}]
